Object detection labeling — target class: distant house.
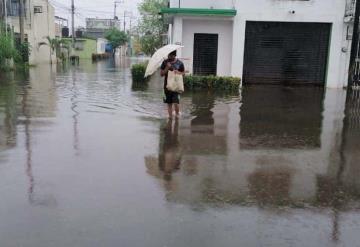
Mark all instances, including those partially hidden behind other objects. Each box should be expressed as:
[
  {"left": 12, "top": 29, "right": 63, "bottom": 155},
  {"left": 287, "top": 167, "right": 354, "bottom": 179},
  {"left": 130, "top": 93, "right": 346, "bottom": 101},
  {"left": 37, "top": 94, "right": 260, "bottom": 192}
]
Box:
[
  {"left": 85, "top": 18, "right": 121, "bottom": 39},
  {"left": 162, "top": 0, "right": 354, "bottom": 88},
  {"left": 68, "top": 38, "right": 97, "bottom": 59},
  {"left": 55, "top": 16, "right": 68, "bottom": 38},
  {"left": 97, "top": 38, "right": 108, "bottom": 54}
]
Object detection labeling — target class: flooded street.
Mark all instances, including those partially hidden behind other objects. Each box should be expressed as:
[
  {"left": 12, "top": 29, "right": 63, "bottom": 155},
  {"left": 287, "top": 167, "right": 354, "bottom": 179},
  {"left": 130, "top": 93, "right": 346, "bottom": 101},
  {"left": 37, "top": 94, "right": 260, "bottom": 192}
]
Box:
[{"left": 1, "top": 59, "right": 360, "bottom": 247}]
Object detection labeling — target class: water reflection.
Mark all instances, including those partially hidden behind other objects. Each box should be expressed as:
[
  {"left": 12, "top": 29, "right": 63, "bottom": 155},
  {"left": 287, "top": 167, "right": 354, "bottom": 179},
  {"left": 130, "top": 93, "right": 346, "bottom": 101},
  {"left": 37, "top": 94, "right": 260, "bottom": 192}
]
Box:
[
  {"left": 70, "top": 68, "right": 80, "bottom": 154},
  {"left": 0, "top": 80, "right": 18, "bottom": 161},
  {"left": 240, "top": 86, "right": 324, "bottom": 149},
  {"left": 146, "top": 87, "right": 360, "bottom": 211},
  {"left": 0, "top": 65, "right": 58, "bottom": 207},
  {"left": 146, "top": 118, "right": 182, "bottom": 191},
  {"left": 1, "top": 61, "right": 360, "bottom": 246}
]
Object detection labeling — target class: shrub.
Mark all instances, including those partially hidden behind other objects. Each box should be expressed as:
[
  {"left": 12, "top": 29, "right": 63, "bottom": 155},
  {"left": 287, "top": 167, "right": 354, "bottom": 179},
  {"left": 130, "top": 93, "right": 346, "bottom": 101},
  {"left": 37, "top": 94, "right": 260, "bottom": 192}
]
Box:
[
  {"left": 131, "top": 62, "right": 149, "bottom": 83},
  {"left": 184, "top": 75, "right": 241, "bottom": 92},
  {"left": 0, "top": 34, "right": 20, "bottom": 70},
  {"left": 15, "top": 41, "right": 31, "bottom": 63}
]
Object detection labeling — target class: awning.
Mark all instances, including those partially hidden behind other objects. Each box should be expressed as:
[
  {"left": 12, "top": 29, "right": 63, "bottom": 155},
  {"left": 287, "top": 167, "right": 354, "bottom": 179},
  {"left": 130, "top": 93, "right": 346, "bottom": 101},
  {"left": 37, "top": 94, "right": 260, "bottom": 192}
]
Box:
[{"left": 160, "top": 8, "right": 237, "bottom": 17}]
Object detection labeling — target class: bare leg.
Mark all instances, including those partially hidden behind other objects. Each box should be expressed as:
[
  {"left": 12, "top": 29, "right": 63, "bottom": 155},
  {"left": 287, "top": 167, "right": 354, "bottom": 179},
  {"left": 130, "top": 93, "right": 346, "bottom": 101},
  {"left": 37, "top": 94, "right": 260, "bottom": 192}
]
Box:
[
  {"left": 174, "top": 104, "right": 180, "bottom": 117},
  {"left": 167, "top": 104, "right": 173, "bottom": 118}
]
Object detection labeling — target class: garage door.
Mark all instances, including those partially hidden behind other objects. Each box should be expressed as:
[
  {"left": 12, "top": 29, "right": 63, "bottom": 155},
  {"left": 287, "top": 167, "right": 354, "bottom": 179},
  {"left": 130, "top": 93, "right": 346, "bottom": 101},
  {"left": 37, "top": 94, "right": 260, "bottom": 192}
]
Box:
[{"left": 243, "top": 22, "right": 331, "bottom": 85}]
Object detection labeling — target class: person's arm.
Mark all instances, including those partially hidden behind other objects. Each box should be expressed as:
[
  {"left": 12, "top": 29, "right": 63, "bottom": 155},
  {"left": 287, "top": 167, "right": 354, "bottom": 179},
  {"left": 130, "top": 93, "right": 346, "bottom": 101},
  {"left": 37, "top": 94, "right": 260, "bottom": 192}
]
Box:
[
  {"left": 160, "top": 61, "right": 172, "bottom": 77},
  {"left": 175, "top": 62, "right": 185, "bottom": 75}
]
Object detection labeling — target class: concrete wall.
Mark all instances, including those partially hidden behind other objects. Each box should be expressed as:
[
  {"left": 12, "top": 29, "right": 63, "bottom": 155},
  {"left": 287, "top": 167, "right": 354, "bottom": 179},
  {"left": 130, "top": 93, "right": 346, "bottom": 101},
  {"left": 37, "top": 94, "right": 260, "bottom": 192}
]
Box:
[
  {"left": 8, "top": 0, "right": 56, "bottom": 65},
  {"left": 30, "top": 0, "right": 56, "bottom": 64},
  {"left": 182, "top": 18, "right": 233, "bottom": 76},
  {"left": 169, "top": 0, "right": 351, "bottom": 88},
  {"left": 67, "top": 38, "right": 97, "bottom": 59}
]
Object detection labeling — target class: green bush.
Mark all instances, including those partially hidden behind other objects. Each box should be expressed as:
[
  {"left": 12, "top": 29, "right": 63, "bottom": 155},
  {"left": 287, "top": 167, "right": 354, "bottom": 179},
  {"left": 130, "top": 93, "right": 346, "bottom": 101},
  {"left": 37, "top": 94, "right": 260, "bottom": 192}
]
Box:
[
  {"left": 0, "top": 34, "right": 20, "bottom": 70},
  {"left": 15, "top": 41, "right": 31, "bottom": 63},
  {"left": 131, "top": 63, "right": 149, "bottom": 83},
  {"left": 184, "top": 75, "right": 241, "bottom": 92},
  {"left": 0, "top": 20, "right": 32, "bottom": 71}
]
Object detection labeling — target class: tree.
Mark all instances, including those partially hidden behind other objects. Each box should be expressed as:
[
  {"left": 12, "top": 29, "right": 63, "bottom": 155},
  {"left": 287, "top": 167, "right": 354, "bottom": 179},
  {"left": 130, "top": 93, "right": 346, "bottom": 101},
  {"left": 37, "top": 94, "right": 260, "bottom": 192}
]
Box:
[
  {"left": 105, "top": 28, "right": 128, "bottom": 54},
  {"left": 137, "top": 0, "right": 167, "bottom": 55},
  {"left": 38, "top": 37, "right": 70, "bottom": 63}
]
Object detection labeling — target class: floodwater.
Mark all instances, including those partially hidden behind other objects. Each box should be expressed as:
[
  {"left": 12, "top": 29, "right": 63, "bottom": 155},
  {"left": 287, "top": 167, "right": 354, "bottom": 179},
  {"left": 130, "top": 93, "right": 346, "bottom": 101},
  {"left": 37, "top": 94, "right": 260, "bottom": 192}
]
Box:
[{"left": 0, "top": 59, "right": 360, "bottom": 247}]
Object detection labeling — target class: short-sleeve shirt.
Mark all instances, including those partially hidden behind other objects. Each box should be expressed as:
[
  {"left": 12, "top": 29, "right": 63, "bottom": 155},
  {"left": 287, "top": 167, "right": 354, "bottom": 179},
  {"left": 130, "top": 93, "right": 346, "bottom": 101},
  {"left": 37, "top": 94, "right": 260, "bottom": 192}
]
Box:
[{"left": 160, "top": 59, "right": 185, "bottom": 89}]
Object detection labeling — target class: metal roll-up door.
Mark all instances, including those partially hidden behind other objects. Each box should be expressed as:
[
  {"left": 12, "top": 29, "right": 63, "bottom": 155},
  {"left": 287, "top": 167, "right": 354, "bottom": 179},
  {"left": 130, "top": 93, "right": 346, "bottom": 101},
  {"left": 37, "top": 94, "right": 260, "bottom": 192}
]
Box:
[
  {"left": 193, "top": 33, "right": 218, "bottom": 76},
  {"left": 243, "top": 22, "right": 331, "bottom": 85}
]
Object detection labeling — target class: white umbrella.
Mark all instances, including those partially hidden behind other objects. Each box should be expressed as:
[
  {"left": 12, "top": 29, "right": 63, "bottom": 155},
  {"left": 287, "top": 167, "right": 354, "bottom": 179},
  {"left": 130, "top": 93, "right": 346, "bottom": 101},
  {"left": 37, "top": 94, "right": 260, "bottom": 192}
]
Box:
[{"left": 144, "top": 44, "right": 184, "bottom": 78}]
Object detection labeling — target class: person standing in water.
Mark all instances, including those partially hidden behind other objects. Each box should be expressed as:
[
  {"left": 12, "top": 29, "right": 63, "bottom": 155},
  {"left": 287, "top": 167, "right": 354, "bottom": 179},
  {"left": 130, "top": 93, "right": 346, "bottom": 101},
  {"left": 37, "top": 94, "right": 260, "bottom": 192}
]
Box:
[{"left": 160, "top": 50, "right": 185, "bottom": 118}]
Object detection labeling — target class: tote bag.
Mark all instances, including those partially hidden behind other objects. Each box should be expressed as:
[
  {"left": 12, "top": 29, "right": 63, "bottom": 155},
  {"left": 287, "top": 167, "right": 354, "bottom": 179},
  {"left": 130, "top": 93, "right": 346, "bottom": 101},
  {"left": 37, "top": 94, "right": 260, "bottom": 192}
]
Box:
[{"left": 167, "top": 71, "right": 184, "bottom": 93}]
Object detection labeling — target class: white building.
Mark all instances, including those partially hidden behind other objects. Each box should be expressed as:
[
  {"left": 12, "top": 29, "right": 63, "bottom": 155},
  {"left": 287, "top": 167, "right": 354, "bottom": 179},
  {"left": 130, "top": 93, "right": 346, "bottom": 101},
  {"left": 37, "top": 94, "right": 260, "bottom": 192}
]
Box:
[
  {"left": 163, "top": 0, "right": 354, "bottom": 88},
  {"left": 97, "top": 38, "right": 108, "bottom": 54},
  {"left": 85, "top": 18, "right": 122, "bottom": 39},
  {"left": 5, "top": 0, "right": 56, "bottom": 65}
]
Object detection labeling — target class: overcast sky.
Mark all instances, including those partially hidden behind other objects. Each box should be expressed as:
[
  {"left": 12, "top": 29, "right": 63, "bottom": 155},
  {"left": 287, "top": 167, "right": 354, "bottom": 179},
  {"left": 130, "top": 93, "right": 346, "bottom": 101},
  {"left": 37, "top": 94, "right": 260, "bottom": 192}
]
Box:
[{"left": 51, "top": 0, "right": 142, "bottom": 28}]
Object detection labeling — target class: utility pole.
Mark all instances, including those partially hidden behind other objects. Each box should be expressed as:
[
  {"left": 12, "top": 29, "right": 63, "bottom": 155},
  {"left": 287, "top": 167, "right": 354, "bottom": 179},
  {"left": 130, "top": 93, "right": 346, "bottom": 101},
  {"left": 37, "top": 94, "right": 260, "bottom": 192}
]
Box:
[
  {"left": 114, "top": 2, "right": 116, "bottom": 19},
  {"left": 4, "top": 0, "right": 8, "bottom": 35},
  {"left": 0, "top": 0, "right": 3, "bottom": 23},
  {"left": 114, "top": 1, "right": 123, "bottom": 22},
  {"left": 19, "top": 0, "right": 25, "bottom": 42},
  {"left": 349, "top": 0, "right": 360, "bottom": 86},
  {"left": 0, "top": 0, "right": 4, "bottom": 35},
  {"left": 129, "top": 16, "right": 133, "bottom": 33},
  {"left": 123, "top": 11, "right": 126, "bottom": 31},
  {"left": 71, "top": 0, "right": 75, "bottom": 47}
]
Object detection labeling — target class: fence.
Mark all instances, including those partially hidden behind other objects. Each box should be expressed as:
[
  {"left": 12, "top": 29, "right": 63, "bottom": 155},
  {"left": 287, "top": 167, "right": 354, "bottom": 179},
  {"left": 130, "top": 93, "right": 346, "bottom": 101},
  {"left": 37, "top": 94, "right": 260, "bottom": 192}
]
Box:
[{"left": 346, "top": 89, "right": 360, "bottom": 130}]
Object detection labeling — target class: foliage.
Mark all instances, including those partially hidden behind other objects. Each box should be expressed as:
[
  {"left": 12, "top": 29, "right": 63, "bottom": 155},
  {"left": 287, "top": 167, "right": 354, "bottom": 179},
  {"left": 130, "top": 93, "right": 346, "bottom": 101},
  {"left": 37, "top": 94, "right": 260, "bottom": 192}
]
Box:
[
  {"left": 184, "top": 75, "right": 241, "bottom": 92},
  {"left": 38, "top": 37, "right": 70, "bottom": 59},
  {"left": 104, "top": 28, "right": 128, "bottom": 52},
  {"left": 131, "top": 62, "right": 149, "bottom": 83},
  {"left": 139, "top": 35, "right": 163, "bottom": 56},
  {"left": 15, "top": 41, "right": 31, "bottom": 63},
  {"left": 132, "top": 36, "right": 143, "bottom": 55},
  {"left": 137, "top": 0, "right": 167, "bottom": 55},
  {"left": 0, "top": 34, "right": 20, "bottom": 70}
]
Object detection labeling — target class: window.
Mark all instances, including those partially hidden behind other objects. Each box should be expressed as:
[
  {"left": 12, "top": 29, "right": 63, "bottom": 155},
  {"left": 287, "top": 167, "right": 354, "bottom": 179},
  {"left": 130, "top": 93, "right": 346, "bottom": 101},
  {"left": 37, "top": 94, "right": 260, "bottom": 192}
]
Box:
[{"left": 34, "top": 6, "right": 42, "bottom": 14}]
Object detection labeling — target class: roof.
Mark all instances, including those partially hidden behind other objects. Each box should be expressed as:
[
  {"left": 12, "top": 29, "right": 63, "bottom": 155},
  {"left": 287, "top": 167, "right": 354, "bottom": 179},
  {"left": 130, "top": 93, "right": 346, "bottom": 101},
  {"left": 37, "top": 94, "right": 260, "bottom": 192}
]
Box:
[{"left": 160, "top": 8, "right": 237, "bottom": 17}]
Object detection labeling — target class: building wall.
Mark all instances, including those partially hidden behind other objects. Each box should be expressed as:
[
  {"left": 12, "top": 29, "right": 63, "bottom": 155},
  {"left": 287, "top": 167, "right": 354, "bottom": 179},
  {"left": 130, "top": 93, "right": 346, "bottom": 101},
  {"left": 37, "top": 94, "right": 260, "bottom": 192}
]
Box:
[
  {"left": 182, "top": 18, "right": 233, "bottom": 76},
  {"left": 231, "top": 0, "right": 350, "bottom": 88},
  {"left": 97, "top": 38, "right": 107, "bottom": 54},
  {"left": 8, "top": 0, "right": 56, "bottom": 65},
  {"left": 169, "top": 0, "right": 351, "bottom": 88},
  {"left": 30, "top": 0, "right": 56, "bottom": 64},
  {"left": 72, "top": 39, "right": 97, "bottom": 59}
]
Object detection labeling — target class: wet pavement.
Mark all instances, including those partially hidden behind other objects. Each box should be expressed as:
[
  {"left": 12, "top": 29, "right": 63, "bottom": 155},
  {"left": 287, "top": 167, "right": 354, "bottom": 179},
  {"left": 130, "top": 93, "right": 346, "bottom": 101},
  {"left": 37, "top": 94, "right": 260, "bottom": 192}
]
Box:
[{"left": 1, "top": 59, "right": 360, "bottom": 247}]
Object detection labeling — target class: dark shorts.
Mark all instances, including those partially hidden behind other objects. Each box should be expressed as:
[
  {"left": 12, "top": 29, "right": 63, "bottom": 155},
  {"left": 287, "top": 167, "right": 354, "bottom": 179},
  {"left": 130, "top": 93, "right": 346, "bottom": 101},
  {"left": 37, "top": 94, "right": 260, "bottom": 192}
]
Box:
[{"left": 164, "top": 90, "right": 180, "bottom": 104}]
